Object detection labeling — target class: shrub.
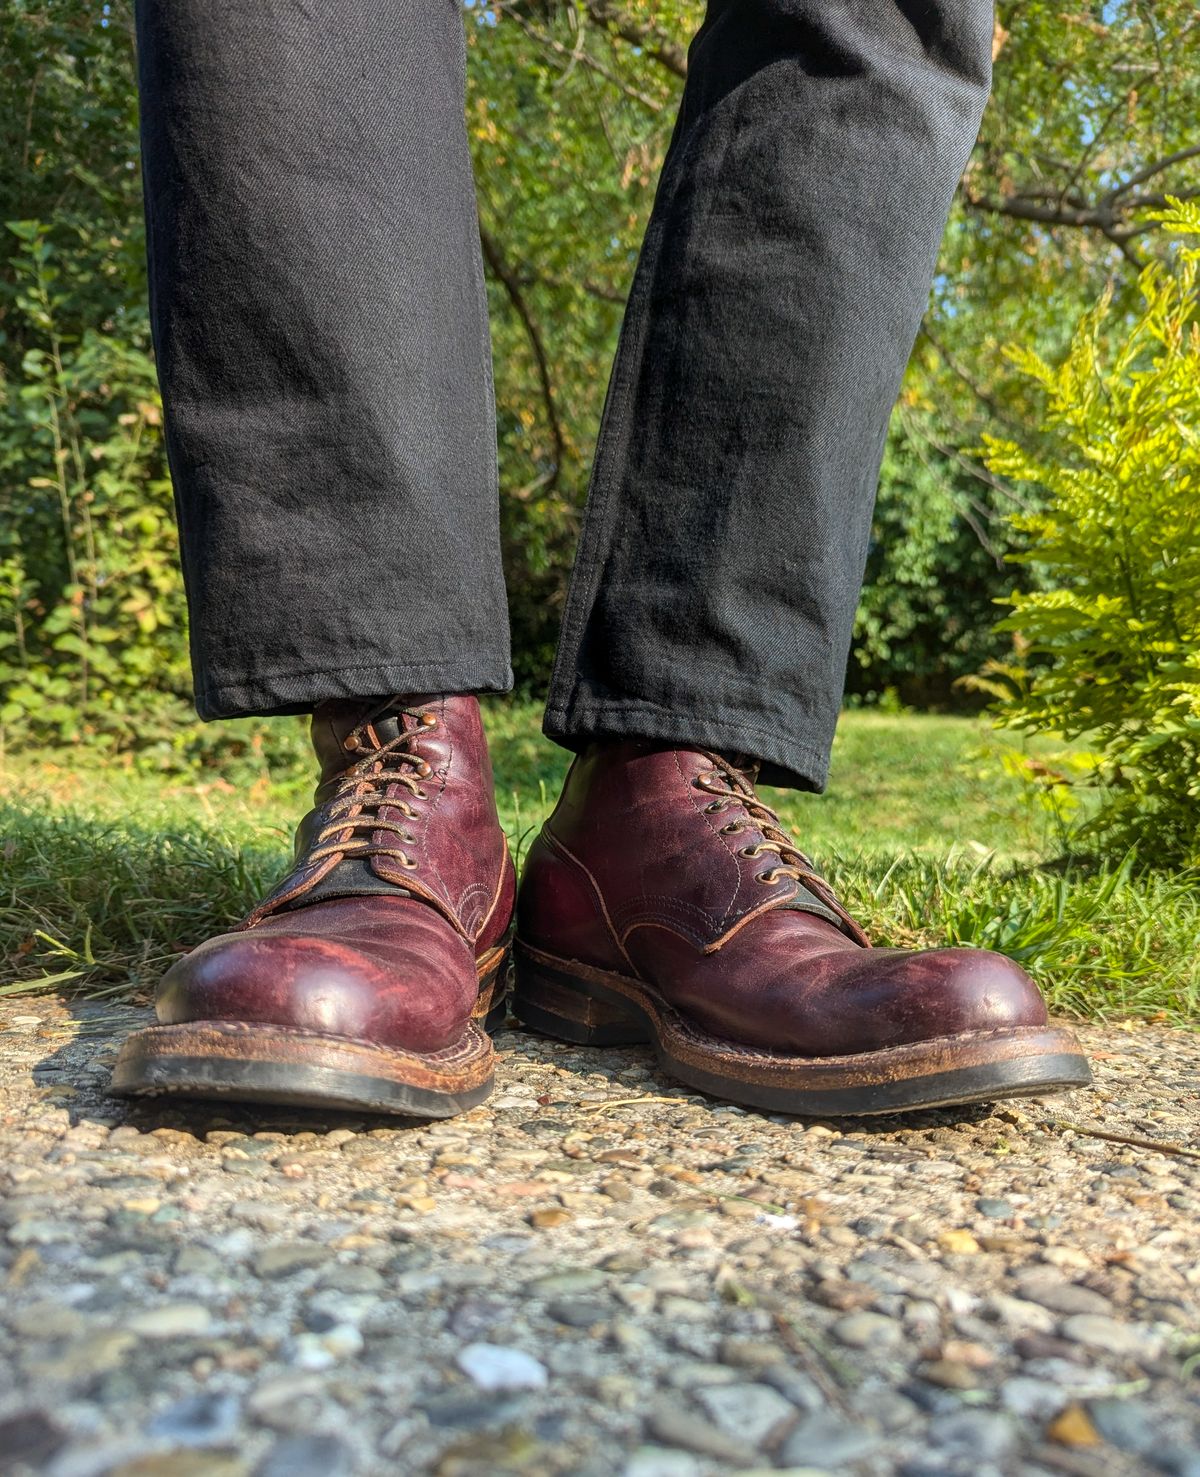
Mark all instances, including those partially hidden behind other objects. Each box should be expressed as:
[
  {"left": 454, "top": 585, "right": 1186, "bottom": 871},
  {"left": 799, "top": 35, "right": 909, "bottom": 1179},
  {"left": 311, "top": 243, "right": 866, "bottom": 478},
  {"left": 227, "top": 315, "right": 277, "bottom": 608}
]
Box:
[{"left": 981, "top": 202, "right": 1200, "bottom": 867}]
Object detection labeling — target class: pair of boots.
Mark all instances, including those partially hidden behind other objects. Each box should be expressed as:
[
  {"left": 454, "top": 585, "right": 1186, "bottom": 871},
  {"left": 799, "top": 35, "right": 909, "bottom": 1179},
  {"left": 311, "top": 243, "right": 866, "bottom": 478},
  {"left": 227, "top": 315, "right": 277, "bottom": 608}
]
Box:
[{"left": 113, "top": 697, "right": 1089, "bottom": 1118}]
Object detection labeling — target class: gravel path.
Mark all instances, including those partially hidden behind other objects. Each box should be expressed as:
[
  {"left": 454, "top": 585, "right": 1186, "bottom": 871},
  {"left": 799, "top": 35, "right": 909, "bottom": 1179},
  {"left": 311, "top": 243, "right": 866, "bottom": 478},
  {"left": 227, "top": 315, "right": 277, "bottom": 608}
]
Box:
[{"left": 1, "top": 996, "right": 1197, "bottom": 1477}]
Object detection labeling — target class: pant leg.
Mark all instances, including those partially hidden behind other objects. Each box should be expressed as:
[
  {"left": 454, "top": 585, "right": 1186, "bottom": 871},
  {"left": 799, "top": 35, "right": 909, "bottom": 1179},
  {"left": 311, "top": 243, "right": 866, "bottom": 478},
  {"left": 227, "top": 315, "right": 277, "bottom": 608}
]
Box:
[
  {"left": 543, "top": 0, "right": 992, "bottom": 789},
  {"left": 135, "top": 0, "right": 511, "bottom": 719}
]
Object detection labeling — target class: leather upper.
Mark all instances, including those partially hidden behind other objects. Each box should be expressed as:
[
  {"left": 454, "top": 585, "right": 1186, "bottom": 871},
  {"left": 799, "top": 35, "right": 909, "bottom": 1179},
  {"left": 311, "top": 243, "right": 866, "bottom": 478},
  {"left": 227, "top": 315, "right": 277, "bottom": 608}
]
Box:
[
  {"left": 518, "top": 742, "right": 1049, "bottom": 1056},
  {"left": 156, "top": 695, "right": 514, "bottom": 1052}
]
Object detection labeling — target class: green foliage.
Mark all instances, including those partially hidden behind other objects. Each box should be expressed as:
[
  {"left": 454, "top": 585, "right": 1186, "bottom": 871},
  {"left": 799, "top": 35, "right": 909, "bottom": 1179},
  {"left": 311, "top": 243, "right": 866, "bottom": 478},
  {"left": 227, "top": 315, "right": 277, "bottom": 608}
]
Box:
[
  {"left": 982, "top": 203, "right": 1200, "bottom": 866},
  {"left": 848, "top": 427, "right": 1019, "bottom": 707},
  {"left": 4, "top": 1, "right": 1200, "bottom": 735},
  {"left": 0, "top": 221, "right": 189, "bottom": 747}
]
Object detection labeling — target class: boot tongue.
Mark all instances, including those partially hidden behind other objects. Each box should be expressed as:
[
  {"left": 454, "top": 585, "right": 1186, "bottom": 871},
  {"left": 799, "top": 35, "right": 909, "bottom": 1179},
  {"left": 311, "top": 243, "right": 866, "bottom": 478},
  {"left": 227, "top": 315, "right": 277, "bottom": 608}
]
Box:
[
  {"left": 312, "top": 697, "right": 418, "bottom": 795},
  {"left": 275, "top": 855, "right": 410, "bottom": 912}
]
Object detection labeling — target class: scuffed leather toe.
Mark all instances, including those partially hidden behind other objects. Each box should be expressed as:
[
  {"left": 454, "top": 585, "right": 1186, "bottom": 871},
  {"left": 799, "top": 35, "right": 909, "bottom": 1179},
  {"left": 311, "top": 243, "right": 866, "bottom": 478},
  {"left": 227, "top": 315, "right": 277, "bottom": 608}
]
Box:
[{"left": 156, "top": 896, "right": 480, "bottom": 1054}]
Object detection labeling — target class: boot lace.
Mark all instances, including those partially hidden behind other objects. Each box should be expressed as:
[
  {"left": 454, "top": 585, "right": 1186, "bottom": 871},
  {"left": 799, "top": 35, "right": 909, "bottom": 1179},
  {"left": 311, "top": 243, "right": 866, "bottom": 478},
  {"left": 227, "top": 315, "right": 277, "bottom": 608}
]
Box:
[
  {"left": 692, "top": 755, "right": 832, "bottom": 894},
  {"left": 306, "top": 700, "right": 438, "bottom": 872}
]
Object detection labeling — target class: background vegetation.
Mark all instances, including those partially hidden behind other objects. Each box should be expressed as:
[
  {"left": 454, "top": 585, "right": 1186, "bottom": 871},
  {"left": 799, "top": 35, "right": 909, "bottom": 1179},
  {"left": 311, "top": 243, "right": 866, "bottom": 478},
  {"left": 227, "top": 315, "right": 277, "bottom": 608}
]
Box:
[{"left": 5, "top": 0, "right": 1200, "bottom": 738}]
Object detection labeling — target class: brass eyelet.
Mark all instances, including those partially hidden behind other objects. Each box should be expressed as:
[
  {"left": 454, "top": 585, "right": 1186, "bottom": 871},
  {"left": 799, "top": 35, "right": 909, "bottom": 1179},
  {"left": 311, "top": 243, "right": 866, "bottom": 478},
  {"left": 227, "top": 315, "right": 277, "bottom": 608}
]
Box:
[
  {"left": 720, "top": 822, "right": 742, "bottom": 835},
  {"left": 755, "top": 870, "right": 780, "bottom": 886},
  {"left": 739, "top": 845, "right": 762, "bottom": 859}
]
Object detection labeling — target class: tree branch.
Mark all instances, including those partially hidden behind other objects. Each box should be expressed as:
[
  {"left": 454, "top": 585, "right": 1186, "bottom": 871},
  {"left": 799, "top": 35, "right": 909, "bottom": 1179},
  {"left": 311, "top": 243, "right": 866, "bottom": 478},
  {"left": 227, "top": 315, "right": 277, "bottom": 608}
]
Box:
[
  {"left": 581, "top": 0, "right": 689, "bottom": 78},
  {"left": 494, "top": 2, "right": 665, "bottom": 112}
]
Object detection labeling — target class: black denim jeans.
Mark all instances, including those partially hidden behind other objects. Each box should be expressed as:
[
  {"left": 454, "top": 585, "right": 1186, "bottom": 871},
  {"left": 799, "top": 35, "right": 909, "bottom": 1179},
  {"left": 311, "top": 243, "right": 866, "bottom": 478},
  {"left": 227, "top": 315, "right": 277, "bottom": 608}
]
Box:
[{"left": 135, "top": 0, "right": 992, "bottom": 789}]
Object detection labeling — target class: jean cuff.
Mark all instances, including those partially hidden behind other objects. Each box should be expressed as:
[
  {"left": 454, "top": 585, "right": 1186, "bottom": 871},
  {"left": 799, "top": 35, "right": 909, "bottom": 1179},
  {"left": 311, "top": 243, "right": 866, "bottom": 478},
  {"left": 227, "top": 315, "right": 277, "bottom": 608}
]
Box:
[
  {"left": 542, "top": 695, "right": 833, "bottom": 793},
  {"left": 195, "top": 660, "right": 515, "bottom": 721}
]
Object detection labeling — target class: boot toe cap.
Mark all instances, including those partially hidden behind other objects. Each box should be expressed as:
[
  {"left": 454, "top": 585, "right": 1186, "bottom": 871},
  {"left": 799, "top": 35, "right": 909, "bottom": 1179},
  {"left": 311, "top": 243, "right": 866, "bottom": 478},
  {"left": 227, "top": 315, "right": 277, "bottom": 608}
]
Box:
[{"left": 156, "top": 899, "right": 479, "bottom": 1054}]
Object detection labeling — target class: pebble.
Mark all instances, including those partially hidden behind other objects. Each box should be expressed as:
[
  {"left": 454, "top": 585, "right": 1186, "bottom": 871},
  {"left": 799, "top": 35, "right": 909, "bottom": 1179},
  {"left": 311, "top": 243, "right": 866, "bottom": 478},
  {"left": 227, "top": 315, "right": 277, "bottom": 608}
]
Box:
[
  {"left": 646, "top": 1402, "right": 756, "bottom": 1466},
  {"left": 777, "top": 1412, "right": 881, "bottom": 1467},
  {"left": 255, "top": 1434, "right": 355, "bottom": 1477},
  {"left": 1060, "top": 1313, "right": 1162, "bottom": 1358},
  {"left": 694, "top": 1382, "right": 797, "bottom": 1447},
  {"left": 927, "top": 1409, "right": 1017, "bottom": 1461},
  {"left": 525, "top": 1268, "right": 607, "bottom": 1296},
  {"left": 456, "top": 1342, "right": 549, "bottom": 1391},
  {"left": 832, "top": 1311, "right": 902, "bottom": 1349},
  {"left": 146, "top": 1393, "right": 241, "bottom": 1447},
  {"left": 1086, "top": 1397, "right": 1157, "bottom": 1455},
  {"left": 622, "top": 1450, "right": 705, "bottom": 1477},
  {"left": 1000, "top": 1376, "right": 1070, "bottom": 1421},
  {"left": 125, "top": 1303, "right": 213, "bottom": 1339},
  {"left": 1013, "top": 1269, "right": 1114, "bottom": 1317},
  {"left": 253, "top": 1243, "right": 332, "bottom": 1279},
  {"left": 546, "top": 1296, "right": 610, "bottom": 1328},
  {"left": 719, "top": 1337, "right": 785, "bottom": 1369}
]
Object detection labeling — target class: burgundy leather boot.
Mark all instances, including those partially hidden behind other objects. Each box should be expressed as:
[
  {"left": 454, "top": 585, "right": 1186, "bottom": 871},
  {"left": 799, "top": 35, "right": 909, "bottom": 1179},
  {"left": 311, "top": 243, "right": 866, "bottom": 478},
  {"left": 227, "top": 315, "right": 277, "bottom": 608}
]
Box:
[
  {"left": 113, "top": 696, "right": 514, "bottom": 1117},
  {"left": 514, "top": 743, "right": 1090, "bottom": 1116}
]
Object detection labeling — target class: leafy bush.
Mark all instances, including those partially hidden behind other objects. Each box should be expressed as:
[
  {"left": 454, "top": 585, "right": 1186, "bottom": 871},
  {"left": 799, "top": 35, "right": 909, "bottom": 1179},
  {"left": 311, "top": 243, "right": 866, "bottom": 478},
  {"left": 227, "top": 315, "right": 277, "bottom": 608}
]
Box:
[
  {"left": 848, "top": 424, "right": 1022, "bottom": 708},
  {"left": 981, "top": 202, "right": 1200, "bottom": 867}
]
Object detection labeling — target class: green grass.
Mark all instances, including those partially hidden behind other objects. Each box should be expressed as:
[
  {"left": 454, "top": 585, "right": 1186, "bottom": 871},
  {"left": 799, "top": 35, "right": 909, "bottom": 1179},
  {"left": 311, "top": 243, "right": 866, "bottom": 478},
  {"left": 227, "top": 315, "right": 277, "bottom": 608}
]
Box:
[{"left": 2, "top": 700, "right": 1197, "bottom": 1024}]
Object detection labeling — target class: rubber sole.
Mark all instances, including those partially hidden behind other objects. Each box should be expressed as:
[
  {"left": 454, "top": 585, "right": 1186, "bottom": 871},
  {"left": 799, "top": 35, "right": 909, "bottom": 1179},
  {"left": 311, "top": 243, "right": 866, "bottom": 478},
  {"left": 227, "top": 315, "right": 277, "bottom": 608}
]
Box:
[
  {"left": 110, "top": 947, "right": 510, "bottom": 1119},
  {"left": 512, "top": 940, "right": 1092, "bottom": 1117}
]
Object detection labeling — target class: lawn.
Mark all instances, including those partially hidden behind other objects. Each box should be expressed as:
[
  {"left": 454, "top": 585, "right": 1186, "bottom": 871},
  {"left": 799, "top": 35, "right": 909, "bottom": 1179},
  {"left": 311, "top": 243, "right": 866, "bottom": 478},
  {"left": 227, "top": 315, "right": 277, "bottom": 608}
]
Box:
[{"left": 2, "top": 701, "right": 1197, "bottom": 1024}]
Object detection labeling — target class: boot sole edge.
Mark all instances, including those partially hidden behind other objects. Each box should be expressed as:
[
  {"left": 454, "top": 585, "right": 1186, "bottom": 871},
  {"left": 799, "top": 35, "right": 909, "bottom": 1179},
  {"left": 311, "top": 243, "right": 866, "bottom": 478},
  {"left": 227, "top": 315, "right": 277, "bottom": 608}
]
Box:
[
  {"left": 109, "top": 949, "right": 510, "bottom": 1119},
  {"left": 511, "top": 939, "right": 1092, "bottom": 1117}
]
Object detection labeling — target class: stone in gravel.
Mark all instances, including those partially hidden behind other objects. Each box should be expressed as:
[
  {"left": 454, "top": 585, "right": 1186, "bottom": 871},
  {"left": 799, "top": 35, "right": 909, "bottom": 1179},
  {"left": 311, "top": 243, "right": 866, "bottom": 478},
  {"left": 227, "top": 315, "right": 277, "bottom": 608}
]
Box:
[
  {"left": 146, "top": 1392, "right": 241, "bottom": 1447},
  {"left": 666, "top": 1363, "right": 741, "bottom": 1391},
  {"left": 0, "top": 1411, "right": 66, "bottom": 1468},
  {"left": 719, "top": 1337, "right": 785, "bottom": 1369},
  {"left": 525, "top": 1268, "right": 607, "bottom": 1296},
  {"left": 172, "top": 1245, "right": 224, "bottom": 1277},
  {"left": 314, "top": 1264, "right": 385, "bottom": 1294},
  {"left": 448, "top": 1297, "right": 508, "bottom": 1340},
  {"left": 832, "top": 1312, "right": 901, "bottom": 1349},
  {"left": 1013, "top": 1270, "right": 1113, "bottom": 1317},
  {"left": 253, "top": 1242, "right": 332, "bottom": 1279},
  {"left": 982, "top": 1292, "right": 1055, "bottom": 1333},
  {"left": 920, "top": 1359, "right": 979, "bottom": 1390},
  {"left": 1086, "top": 1398, "right": 1157, "bottom": 1456},
  {"left": 777, "top": 1412, "right": 880, "bottom": 1468},
  {"left": 1060, "top": 1313, "right": 1161, "bottom": 1358},
  {"left": 546, "top": 1297, "right": 610, "bottom": 1328},
  {"left": 246, "top": 1374, "right": 327, "bottom": 1428},
  {"left": 694, "top": 1383, "right": 798, "bottom": 1448},
  {"left": 126, "top": 1303, "right": 213, "bottom": 1338},
  {"left": 32, "top": 1326, "right": 137, "bottom": 1380},
  {"left": 975, "top": 1197, "right": 1013, "bottom": 1219},
  {"left": 646, "top": 1401, "right": 756, "bottom": 1466},
  {"left": 9, "top": 1301, "right": 87, "bottom": 1340},
  {"left": 1000, "top": 1376, "right": 1070, "bottom": 1421},
  {"left": 255, "top": 1434, "right": 354, "bottom": 1477},
  {"left": 659, "top": 1296, "right": 712, "bottom": 1324},
  {"left": 7, "top": 1217, "right": 77, "bottom": 1246},
  {"left": 622, "top": 1449, "right": 704, "bottom": 1477},
  {"left": 927, "top": 1410, "right": 1017, "bottom": 1462},
  {"left": 418, "top": 1392, "right": 524, "bottom": 1431},
  {"left": 528, "top": 1208, "right": 572, "bottom": 1228},
  {"left": 456, "top": 1342, "right": 549, "bottom": 1392},
  {"left": 762, "top": 1368, "right": 825, "bottom": 1416}
]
